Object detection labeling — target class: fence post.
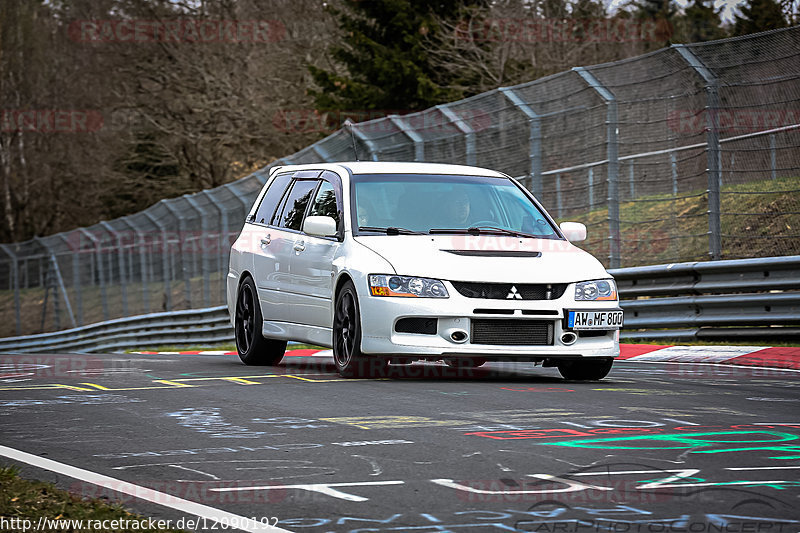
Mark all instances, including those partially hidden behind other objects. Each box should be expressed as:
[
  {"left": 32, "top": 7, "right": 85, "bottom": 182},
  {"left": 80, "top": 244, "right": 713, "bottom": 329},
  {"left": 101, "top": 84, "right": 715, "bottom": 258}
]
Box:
[
  {"left": 227, "top": 183, "right": 254, "bottom": 223},
  {"left": 33, "top": 241, "right": 76, "bottom": 330},
  {"left": 574, "top": 67, "right": 620, "bottom": 268},
  {"left": 350, "top": 124, "right": 380, "bottom": 161},
  {"left": 65, "top": 232, "right": 83, "bottom": 326},
  {"left": 78, "top": 228, "right": 109, "bottom": 321},
  {"left": 99, "top": 221, "right": 127, "bottom": 316},
  {"left": 670, "top": 153, "right": 678, "bottom": 196},
  {"left": 0, "top": 244, "right": 21, "bottom": 335},
  {"left": 499, "top": 87, "right": 542, "bottom": 198},
  {"left": 436, "top": 105, "right": 476, "bottom": 167},
  {"left": 203, "top": 189, "right": 229, "bottom": 303},
  {"left": 312, "top": 142, "right": 333, "bottom": 162},
  {"left": 143, "top": 212, "right": 171, "bottom": 312},
  {"left": 388, "top": 115, "right": 425, "bottom": 161},
  {"left": 162, "top": 200, "right": 192, "bottom": 309},
  {"left": 556, "top": 173, "right": 563, "bottom": 218},
  {"left": 629, "top": 160, "right": 635, "bottom": 199},
  {"left": 185, "top": 194, "right": 211, "bottom": 307},
  {"left": 770, "top": 133, "right": 777, "bottom": 180},
  {"left": 121, "top": 216, "right": 150, "bottom": 314},
  {"left": 55, "top": 235, "right": 79, "bottom": 329},
  {"left": 674, "top": 44, "right": 722, "bottom": 260}
]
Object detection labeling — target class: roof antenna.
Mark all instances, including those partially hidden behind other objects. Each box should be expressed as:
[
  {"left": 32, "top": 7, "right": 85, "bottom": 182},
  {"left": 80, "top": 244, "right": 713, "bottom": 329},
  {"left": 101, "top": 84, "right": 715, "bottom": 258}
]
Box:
[{"left": 344, "top": 119, "right": 360, "bottom": 161}]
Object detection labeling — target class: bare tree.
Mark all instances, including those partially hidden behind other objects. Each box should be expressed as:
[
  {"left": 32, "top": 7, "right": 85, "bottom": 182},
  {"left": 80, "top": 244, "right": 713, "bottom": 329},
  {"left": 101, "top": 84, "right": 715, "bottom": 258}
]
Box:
[
  {"left": 1, "top": 0, "right": 339, "bottom": 241},
  {"left": 424, "top": 0, "right": 653, "bottom": 96}
]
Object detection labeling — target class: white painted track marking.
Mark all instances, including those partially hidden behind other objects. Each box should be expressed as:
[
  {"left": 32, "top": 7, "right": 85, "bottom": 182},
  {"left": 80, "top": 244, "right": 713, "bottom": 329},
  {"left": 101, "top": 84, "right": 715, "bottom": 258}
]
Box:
[
  {"left": 627, "top": 345, "right": 766, "bottom": 362},
  {"left": 0, "top": 445, "right": 291, "bottom": 533},
  {"left": 620, "top": 360, "right": 800, "bottom": 372},
  {"left": 210, "top": 480, "right": 404, "bottom": 502}
]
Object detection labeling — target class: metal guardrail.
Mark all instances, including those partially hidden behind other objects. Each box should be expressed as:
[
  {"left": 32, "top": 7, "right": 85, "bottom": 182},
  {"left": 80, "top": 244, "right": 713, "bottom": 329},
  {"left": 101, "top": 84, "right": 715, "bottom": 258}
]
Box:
[
  {"left": 611, "top": 255, "right": 800, "bottom": 340},
  {"left": 0, "top": 256, "right": 797, "bottom": 353},
  {"left": 0, "top": 306, "right": 233, "bottom": 354}
]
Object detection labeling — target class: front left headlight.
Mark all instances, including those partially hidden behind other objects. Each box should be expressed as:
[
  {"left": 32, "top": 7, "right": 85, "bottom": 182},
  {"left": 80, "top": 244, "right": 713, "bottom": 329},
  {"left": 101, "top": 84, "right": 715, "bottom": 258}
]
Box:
[
  {"left": 575, "top": 279, "right": 617, "bottom": 301},
  {"left": 368, "top": 274, "right": 449, "bottom": 298}
]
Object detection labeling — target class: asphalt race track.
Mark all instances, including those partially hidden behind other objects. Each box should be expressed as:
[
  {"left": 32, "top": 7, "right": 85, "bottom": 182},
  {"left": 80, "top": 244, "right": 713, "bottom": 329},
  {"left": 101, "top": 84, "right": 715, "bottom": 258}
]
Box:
[{"left": 1, "top": 351, "right": 800, "bottom": 533}]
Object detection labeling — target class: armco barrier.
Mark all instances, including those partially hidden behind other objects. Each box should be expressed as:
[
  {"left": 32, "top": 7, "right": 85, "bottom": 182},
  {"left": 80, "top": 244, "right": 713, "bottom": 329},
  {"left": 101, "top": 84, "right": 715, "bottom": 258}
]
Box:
[
  {"left": 611, "top": 255, "right": 800, "bottom": 340},
  {"left": 0, "top": 306, "right": 233, "bottom": 354},
  {"left": 0, "top": 256, "right": 797, "bottom": 353}
]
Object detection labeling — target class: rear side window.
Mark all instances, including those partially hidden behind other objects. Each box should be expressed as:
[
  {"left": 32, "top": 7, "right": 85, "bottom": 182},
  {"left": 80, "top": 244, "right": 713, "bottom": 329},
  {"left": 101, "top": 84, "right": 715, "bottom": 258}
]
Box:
[
  {"left": 274, "top": 180, "right": 318, "bottom": 231},
  {"left": 253, "top": 173, "right": 291, "bottom": 224}
]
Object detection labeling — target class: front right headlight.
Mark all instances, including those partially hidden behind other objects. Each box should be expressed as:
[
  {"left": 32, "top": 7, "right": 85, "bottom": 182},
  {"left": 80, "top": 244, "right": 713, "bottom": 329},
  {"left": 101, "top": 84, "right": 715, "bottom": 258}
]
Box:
[
  {"left": 575, "top": 279, "right": 617, "bottom": 301},
  {"left": 368, "top": 274, "right": 449, "bottom": 298}
]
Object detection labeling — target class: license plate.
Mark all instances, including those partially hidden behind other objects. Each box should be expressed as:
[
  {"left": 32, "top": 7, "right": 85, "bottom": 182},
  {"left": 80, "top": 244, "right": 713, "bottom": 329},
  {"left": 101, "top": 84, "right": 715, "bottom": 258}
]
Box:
[{"left": 567, "top": 310, "right": 623, "bottom": 330}]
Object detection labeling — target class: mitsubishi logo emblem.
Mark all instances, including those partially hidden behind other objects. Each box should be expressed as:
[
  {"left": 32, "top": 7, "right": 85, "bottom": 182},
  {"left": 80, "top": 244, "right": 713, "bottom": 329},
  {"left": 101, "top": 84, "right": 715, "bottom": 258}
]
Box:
[{"left": 506, "top": 286, "right": 523, "bottom": 299}]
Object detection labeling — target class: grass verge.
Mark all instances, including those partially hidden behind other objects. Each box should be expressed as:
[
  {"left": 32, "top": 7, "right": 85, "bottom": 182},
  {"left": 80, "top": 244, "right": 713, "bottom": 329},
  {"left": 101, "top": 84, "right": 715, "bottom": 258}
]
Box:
[
  {"left": 0, "top": 465, "right": 185, "bottom": 532},
  {"left": 568, "top": 175, "right": 800, "bottom": 266}
]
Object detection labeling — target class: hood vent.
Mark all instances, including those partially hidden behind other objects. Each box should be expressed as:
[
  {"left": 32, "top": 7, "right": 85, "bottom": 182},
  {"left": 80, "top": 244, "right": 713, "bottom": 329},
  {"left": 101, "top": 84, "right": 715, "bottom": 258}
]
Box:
[{"left": 442, "top": 250, "right": 542, "bottom": 257}]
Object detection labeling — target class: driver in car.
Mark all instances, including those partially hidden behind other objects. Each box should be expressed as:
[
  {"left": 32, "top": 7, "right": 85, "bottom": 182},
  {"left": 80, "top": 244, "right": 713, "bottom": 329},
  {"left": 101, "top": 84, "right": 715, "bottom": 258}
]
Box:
[{"left": 446, "top": 189, "right": 472, "bottom": 226}]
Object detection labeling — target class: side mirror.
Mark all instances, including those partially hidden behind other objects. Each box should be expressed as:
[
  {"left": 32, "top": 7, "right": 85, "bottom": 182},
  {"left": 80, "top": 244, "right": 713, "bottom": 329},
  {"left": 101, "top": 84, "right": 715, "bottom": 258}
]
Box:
[
  {"left": 560, "top": 222, "right": 587, "bottom": 242},
  {"left": 303, "top": 215, "right": 338, "bottom": 237}
]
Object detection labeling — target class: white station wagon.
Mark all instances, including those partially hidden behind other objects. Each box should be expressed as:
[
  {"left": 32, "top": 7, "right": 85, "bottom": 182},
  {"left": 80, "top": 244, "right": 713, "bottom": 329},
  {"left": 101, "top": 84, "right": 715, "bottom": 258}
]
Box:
[{"left": 227, "top": 162, "right": 622, "bottom": 379}]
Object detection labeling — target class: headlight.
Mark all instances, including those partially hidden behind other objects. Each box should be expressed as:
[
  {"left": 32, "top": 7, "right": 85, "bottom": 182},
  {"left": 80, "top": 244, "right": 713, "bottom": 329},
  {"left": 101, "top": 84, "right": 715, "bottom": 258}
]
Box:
[
  {"left": 368, "top": 274, "right": 449, "bottom": 298},
  {"left": 575, "top": 279, "right": 617, "bottom": 301}
]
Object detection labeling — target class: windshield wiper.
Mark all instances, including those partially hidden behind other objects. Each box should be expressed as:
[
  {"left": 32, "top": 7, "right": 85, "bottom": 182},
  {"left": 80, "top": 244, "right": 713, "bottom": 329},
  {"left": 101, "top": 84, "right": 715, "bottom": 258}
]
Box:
[
  {"left": 358, "top": 226, "right": 426, "bottom": 235},
  {"left": 429, "top": 226, "right": 539, "bottom": 238}
]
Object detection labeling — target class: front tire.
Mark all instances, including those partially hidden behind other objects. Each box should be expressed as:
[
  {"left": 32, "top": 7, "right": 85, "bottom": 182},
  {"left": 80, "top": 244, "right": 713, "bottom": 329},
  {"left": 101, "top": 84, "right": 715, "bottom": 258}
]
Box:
[
  {"left": 235, "top": 276, "right": 286, "bottom": 366},
  {"left": 557, "top": 358, "right": 613, "bottom": 380},
  {"left": 333, "top": 280, "right": 386, "bottom": 378}
]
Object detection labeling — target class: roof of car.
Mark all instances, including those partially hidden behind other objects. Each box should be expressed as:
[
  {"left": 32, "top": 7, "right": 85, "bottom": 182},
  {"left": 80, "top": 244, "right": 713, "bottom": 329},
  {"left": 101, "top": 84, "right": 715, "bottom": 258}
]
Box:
[{"left": 271, "top": 161, "right": 507, "bottom": 178}]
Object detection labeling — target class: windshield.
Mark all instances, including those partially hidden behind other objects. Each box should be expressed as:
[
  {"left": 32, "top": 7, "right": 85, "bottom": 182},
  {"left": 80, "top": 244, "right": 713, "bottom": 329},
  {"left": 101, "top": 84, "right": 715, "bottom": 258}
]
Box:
[{"left": 351, "top": 174, "right": 560, "bottom": 238}]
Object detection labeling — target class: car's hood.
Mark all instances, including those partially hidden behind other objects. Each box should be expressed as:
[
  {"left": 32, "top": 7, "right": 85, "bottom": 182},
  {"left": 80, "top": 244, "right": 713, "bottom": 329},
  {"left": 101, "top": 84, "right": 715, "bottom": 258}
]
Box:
[{"left": 353, "top": 234, "right": 610, "bottom": 283}]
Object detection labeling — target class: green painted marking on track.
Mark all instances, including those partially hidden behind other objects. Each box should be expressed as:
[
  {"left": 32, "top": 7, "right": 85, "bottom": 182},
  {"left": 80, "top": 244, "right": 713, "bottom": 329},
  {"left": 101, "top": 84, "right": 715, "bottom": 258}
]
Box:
[{"left": 539, "top": 430, "right": 800, "bottom": 453}]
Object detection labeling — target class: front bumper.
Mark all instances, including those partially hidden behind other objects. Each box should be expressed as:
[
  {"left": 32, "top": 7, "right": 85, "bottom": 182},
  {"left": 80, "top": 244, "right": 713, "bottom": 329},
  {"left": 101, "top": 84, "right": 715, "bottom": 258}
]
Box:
[{"left": 358, "top": 282, "right": 620, "bottom": 360}]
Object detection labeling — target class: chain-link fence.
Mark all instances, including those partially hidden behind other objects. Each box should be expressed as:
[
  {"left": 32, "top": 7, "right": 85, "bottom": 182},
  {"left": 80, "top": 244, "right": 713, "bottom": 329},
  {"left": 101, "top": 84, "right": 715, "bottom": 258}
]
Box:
[{"left": 2, "top": 27, "right": 799, "bottom": 337}]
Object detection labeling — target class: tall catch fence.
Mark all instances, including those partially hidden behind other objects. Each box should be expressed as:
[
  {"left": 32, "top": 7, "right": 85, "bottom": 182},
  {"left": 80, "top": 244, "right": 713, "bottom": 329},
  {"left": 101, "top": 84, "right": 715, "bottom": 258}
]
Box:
[{"left": 1, "top": 27, "right": 799, "bottom": 337}]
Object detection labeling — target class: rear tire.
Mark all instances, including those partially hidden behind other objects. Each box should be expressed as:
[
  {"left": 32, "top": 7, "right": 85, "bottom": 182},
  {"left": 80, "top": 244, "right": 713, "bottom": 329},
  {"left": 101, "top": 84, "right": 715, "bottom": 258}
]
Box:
[
  {"left": 333, "top": 280, "right": 387, "bottom": 378},
  {"left": 235, "top": 276, "right": 286, "bottom": 366},
  {"left": 557, "top": 358, "right": 613, "bottom": 380}
]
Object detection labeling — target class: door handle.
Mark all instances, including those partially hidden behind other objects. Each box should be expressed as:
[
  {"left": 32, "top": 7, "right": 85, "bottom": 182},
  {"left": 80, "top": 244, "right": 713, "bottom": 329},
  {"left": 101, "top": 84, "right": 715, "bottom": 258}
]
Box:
[
  {"left": 293, "top": 241, "right": 305, "bottom": 252},
  {"left": 261, "top": 234, "right": 271, "bottom": 246}
]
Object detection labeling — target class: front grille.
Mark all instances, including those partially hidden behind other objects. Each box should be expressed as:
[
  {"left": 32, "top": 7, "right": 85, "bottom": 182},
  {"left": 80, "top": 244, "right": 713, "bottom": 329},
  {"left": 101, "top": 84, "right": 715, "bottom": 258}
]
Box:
[
  {"left": 395, "top": 317, "right": 438, "bottom": 335},
  {"left": 471, "top": 319, "right": 554, "bottom": 346},
  {"left": 452, "top": 281, "right": 567, "bottom": 300}
]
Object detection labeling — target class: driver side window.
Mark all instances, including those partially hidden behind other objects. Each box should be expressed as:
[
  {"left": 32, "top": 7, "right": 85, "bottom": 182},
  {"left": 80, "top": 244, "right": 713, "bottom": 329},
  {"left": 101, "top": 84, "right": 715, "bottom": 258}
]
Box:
[{"left": 308, "top": 180, "right": 341, "bottom": 228}]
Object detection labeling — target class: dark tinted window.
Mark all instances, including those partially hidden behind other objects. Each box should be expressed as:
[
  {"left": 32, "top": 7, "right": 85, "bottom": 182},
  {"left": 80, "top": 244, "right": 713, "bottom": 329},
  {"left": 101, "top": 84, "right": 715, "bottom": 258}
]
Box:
[
  {"left": 253, "top": 173, "right": 292, "bottom": 224},
  {"left": 308, "top": 181, "right": 340, "bottom": 226},
  {"left": 275, "top": 180, "right": 318, "bottom": 231}
]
